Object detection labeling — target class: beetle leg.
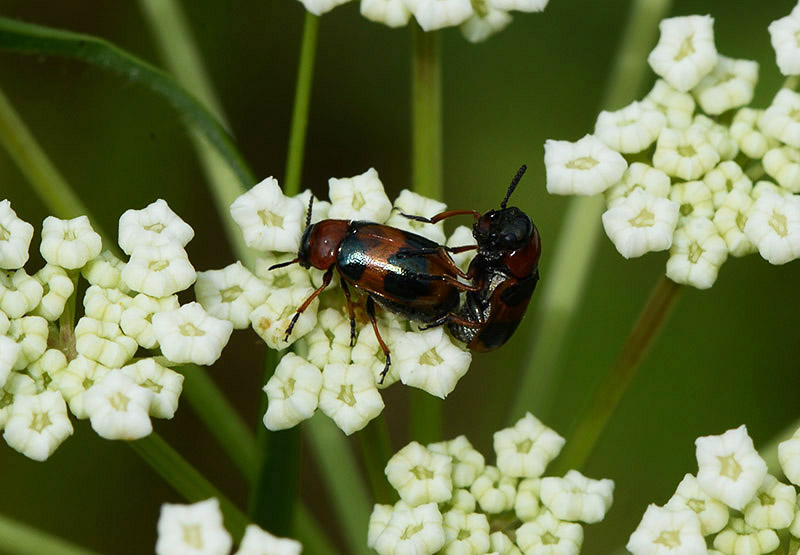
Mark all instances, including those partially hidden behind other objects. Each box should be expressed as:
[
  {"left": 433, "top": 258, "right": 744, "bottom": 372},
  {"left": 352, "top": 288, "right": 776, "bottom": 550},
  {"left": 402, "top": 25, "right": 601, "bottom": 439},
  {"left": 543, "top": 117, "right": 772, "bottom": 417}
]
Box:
[
  {"left": 395, "top": 245, "right": 478, "bottom": 281},
  {"left": 400, "top": 209, "right": 481, "bottom": 224},
  {"left": 338, "top": 275, "right": 357, "bottom": 346},
  {"left": 419, "top": 312, "right": 483, "bottom": 331},
  {"left": 418, "top": 273, "right": 482, "bottom": 292},
  {"left": 366, "top": 296, "right": 392, "bottom": 384},
  {"left": 284, "top": 267, "right": 333, "bottom": 341}
]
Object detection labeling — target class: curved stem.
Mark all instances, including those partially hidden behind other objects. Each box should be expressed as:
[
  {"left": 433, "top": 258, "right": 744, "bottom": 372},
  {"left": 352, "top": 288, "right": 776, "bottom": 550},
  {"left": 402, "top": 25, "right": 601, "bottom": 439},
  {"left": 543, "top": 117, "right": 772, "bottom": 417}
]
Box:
[
  {"left": 508, "top": 0, "right": 674, "bottom": 424},
  {"left": 554, "top": 276, "right": 683, "bottom": 474}
]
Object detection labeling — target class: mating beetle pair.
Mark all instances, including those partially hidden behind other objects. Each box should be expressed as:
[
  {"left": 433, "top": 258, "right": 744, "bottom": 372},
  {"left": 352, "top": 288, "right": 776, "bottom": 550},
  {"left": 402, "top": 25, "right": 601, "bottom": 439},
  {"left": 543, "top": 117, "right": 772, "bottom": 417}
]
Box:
[{"left": 271, "top": 166, "right": 541, "bottom": 382}]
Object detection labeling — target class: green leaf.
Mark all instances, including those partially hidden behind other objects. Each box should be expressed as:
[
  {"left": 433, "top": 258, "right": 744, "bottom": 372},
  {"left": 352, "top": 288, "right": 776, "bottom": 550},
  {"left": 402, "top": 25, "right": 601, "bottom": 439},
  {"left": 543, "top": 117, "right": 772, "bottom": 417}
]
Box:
[{"left": 0, "top": 16, "right": 255, "bottom": 189}]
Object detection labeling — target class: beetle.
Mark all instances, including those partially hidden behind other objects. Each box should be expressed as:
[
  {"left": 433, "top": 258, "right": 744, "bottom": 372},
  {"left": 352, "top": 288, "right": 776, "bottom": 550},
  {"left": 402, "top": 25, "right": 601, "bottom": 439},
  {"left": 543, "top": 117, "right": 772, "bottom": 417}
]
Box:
[
  {"left": 270, "top": 197, "right": 480, "bottom": 381},
  {"left": 401, "top": 165, "right": 541, "bottom": 351}
]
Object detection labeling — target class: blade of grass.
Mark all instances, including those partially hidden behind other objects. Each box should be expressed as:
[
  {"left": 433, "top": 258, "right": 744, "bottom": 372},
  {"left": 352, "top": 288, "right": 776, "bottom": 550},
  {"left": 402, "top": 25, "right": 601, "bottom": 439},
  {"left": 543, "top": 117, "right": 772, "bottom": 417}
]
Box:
[
  {"left": 294, "top": 503, "right": 340, "bottom": 555},
  {"left": 0, "top": 513, "right": 101, "bottom": 555}
]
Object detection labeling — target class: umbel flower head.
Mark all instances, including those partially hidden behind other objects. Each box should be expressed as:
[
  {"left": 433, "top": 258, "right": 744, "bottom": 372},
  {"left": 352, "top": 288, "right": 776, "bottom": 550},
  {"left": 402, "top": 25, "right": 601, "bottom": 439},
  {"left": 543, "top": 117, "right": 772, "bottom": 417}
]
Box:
[
  {"left": 294, "top": 0, "right": 549, "bottom": 43},
  {"left": 369, "top": 412, "right": 614, "bottom": 554},
  {"left": 544, "top": 8, "right": 800, "bottom": 290}
]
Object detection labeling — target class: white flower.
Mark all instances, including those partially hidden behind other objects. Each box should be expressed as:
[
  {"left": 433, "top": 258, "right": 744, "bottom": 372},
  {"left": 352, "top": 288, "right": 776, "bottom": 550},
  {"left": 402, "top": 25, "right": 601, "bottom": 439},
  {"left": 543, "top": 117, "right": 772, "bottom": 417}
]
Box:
[
  {"left": 666, "top": 218, "right": 728, "bottom": 289},
  {"left": 515, "top": 478, "right": 541, "bottom": 522},
  {"left": 122, "top": 243, "right": 197, "bottom": 297},
  {"left": 152, "top": 303, "right": 234, "bottom": 366},
  {"left": 692, "top": 55, "right": 758, "bottom": 115},
  {"left": 7, "top": 316, "right": 49, "bottom": 370},
  {"left": 742, "top": 474, "right": 796, "bottom": 530},
  {"left": 250, "top": 286, "right": 319, "bottom": 349},
  {"left": 460, "top": 4, "right": 512, "bottom": 43},
  {"left": 516, "top": 511, "right": 583, "bottom": 555},
  {"left": 263, "top": 352, "right": 322, "bottom": 430},
  {"left": 606, "top": 163, "right": 671, "bottom": 209},
  {"left": 373, "top": 502, "right": 445, "bottom": 555},
  {"left": 450, "top": 489, "right": 477, "bottom": 513},
  {"left": 446, "top": 225, "right": 477, "bottom": 271},
  {"left": 82, "top": 250, "right": 127, "bottom": 290},
  {"left": 647, "top": 15, "right": 717, "bottom": 92},
  {"left": 0, "top": 335, "right": 20, "bottom": 388},
  {"left": 488, "top": 0, "right": 547, "bottom": 12},
  {"left": 494, "top": 412, "right": 565, "bottom": 478},
  {"left": 83, "top": 285, "right": 133, "bottom": 324},
  {"left": 594, "top": 101, "right": 666, "bottom": 154},
  {"left": 155, "top": 498, "right": 232, "bottom": 555},
  {"left": 360, "top": 0, "right": 412, "bottom": 27},
  {"left": 118, "top": 199, "right": 194, "bottom": 255},
  {"left": 120, "top": 293, "right": 180, "bottom": 349},
  {"left": 760, "top": 88, "right": 800, "bottom": 148},
  {"left": 385, "top": 189, "right": 448, "bottom": 244},
  {"left": 303, "top": 308, "right": 353, "bottom": 371},
  {"left": 695, "top": 425, "right": 767, "bottom": 510},
  {"left": 0, "top": 310, "right": 7, "bottom": 334},
  {"left": 234, "top": 524, "right": 302, "bottom": 555},
  {"left": 33, "top": 264, "right": 74, "bottom": 321},
  {"left": 318, "top": 362, "right": 384, "bottom": 435},
  {"left": 25, "top": 348, "right": 67, "bottom": 392},
  {"left": 0, "top": 269, "right": 43, "bottom": 319},
  {"left": 412, "top": 0, "right": 472, "bottom": 31},
  {"left": 3, "top": 391, "right": 73, "bottom": 461},
  {"left": 51, "top": 355, "right": 111, "bottom": 419},
  {"left": 704, "top": 161, "right": 752, "bottom": 209},
  {"left": 778, "top": 429, "right": 800, "bottom": 487},
  {"left": 769, "top": 7, "right": 800, "bottom": 75},
  {"left": 83, "top": 372, "right": 153, "bottom": 440},
  {"left": 121, "top": 358, "right": 183, "bottom": 419},
  {"left": 763, "top": 146, "right": 800, "bottom": 192},
  {"left": 39, "top": 215, "right": 102, "bottom": 270},
  {"left": 602, "top": 190, "right": 679, "bottom": 259},
  {"left": 665, "top": 474, "right": 729, "bottom": 536},
  {"left": 195, "top": 262, "right": 268, "bottom": 329},
  {"left": 385, "top": 441, "right": 453, "bottom": 506},
  {"left": 428, "top": 435, "right": 486, "bottom": 489},
  {"left": 328, "top": 168, "right": 393, "bottom": 222},
  {"left": 75, "top": 317, "right": 138, "bottom": 368},
  {"left": 296, "top": 0, "right": 351, "bottom": 16},
  {"left": 669, "top": 180, "right": 714, "bottom": 225},
  {"left": 539, "top": 470, "right": 614, "bottom": 524},
  {"left": 368, "top": 504, "right": 393, "bottom": 550},
  {"left": 744, "top": 189, "right": 800, "bottom": 264},
  {"left": 470, "top": 465, "right": 516, "bottom": 513},
  {"left": 653, "top": 126, "right": 720, "bottom": 181},
  {"left": 393, "top": 326, "right": 471, "bottom": 398},
  {"left": 489, "top": 531, "right": 521, "bottom": 555},
  {"left": 544, "top": 134, "right": 627, "bottom": 196},
  {"left": 645, "top": 80, "right": 696, "bottom": 129},
  {"left": 0, "top": 373, "right": 37, "bottom": 428},
  {"left": 713, "top": 517, "right": 779, "bottom": 555},
  {"left": 442, "top": 510, "right": 490, "bottom": 554},
  {"left": 230, "top": 177, "right": 305, "bottom": 253},
  {"left": 626, "top": 504, "right": 706, "bottom": 555},
  {"left": 693, "top": 114, "right": 738, "bottom": 161},
  {"left": 254, "top": 253, "right": 313, "bottom": 290},
  {"left": 293, "top": 190, "right": 330, "bottom": 224},
  {"left": 731, "top": 108, "right": 775, "bottom": 160},
  {"left": 0, "top": 200, "right": 34, "bottom": 269}
]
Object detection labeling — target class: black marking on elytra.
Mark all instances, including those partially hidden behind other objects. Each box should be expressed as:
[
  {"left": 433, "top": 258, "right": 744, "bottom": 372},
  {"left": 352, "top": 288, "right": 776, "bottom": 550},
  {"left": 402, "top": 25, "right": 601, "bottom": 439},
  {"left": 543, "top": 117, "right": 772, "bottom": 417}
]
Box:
[{"left": 499, "top": 271, "right": 539, "bottom": 306}]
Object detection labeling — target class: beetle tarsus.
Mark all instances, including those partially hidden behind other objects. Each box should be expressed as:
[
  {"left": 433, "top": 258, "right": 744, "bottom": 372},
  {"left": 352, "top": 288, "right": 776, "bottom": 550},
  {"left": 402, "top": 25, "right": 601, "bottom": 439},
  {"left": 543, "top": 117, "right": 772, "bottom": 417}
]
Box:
[{"left": 378, "top": 353, "right": 391, "bottom": 384}]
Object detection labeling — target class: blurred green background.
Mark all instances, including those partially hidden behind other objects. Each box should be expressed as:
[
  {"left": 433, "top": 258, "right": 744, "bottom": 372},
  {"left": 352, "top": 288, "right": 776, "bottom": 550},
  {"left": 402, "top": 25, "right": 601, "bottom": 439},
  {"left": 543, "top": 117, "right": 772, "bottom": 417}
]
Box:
[{"left": 1, "top": 0, "right": 799, "bottom": 553}]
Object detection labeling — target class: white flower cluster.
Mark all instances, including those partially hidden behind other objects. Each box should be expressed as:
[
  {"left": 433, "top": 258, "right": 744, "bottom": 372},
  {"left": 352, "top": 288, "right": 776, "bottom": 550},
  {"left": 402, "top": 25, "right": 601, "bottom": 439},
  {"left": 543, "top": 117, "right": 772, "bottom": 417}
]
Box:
[
  {"left": 628, "top": 424, "right": 800, "bottom": 555},
  {"left": 155, "top": 498, "right": 302, "bottom": 555},
  {"left": 229, "top": 172, "right": 473, "bottom": 436},
  {"left": 294, "top": 0, "right": 549, "bottom": 43},
  {"left": 545, "top": 11, "right": 800, "bottom": 289},
  {"left": 0, "top": 198, "right": 234, "bottom": 461},
  {"left": 369, "top": 413, "right": 614, "bottom": 554}
]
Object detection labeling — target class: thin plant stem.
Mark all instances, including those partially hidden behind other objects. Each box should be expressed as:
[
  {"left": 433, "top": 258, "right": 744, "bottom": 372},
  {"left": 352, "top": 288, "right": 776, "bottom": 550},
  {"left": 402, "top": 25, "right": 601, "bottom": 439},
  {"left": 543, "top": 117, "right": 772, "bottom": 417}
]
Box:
[
  {"left": 294, "top": 504, "right": 340, "bottom": 555},
  {"left": 508, "top": 0, "right": 674, "bottom": 424},
  {"left": 0, "top": 513, "right": 100, "bottom": 555},
  {"left": 129, "top": 432, "right": 250, "bottom": 540},
  {"left": 554, "top": 276, "right": 683, "bottom": 474},
  {"left": 358, "top": 415, "right": 397, "bottom": 504},
  {"left": 284, "top": 12, "right": 319, "bottom": 197},
  {"left": 759, "top": 416, "right": 800, "bottom": 476},
  {"left": 410, "top": 23, "right": 444, "bottom": 443},
  {"left": 138, "top": 0, "right": 254, "bottom": 267}
]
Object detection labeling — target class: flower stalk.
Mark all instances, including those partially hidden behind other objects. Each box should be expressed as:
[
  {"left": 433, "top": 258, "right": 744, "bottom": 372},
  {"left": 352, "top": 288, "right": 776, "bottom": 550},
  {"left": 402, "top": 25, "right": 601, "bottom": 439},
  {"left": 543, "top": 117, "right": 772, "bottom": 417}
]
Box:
[
  {"left": 0, "top": 513, "right": 100, "bottom": 555},
  {"left": 358, "top": 415, "right": 397, "bottom": 504}
]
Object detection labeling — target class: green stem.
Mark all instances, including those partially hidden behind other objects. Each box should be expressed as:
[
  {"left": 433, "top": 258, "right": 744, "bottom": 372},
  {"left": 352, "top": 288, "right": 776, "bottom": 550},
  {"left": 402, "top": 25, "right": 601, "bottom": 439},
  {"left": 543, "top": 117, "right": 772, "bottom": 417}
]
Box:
[
  {"left": 129, "top": 432, "right": 250, "bottom": 540},
  {"left": 137, "top": 0, "right": 253, "bottom": 267},
  {"left": 294, "top": 504, "right": 340, "bottom": 555},
  {"left": 358, "top": 415, "right": 396, "bottom": 504},
  {"left": 0, "top": 513, "right": 100, "bottom": 555},
  {"left": 284, "top": 12, "right": 319, "bottom": 197},
  {"left": 305, "top": 414, "right": 372, "bottom": 555},
  {"left": 508, "top": 0, "right": 674, "bottom": 424},
  {"left": 759, "top": 416, "right": 800, "bottom": 476},
  {"left": 554, "top": 276, "right": 682, "bottom": 473},
  {"left": 409, "top": 391, "right": 443, "bottom": 445}
]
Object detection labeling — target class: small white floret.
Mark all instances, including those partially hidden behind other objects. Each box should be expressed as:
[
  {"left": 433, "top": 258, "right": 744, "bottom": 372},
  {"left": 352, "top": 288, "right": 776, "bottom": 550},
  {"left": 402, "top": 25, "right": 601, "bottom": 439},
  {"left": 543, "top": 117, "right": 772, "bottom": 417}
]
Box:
[
  {"left": 544, "top": 134, "right": 628, "bottom": 196},
  {"left": 121, "top": 358, "right": 183, "bottom": 419},
  {"left": 769, "top": 8, "right": 800, "bottom": 75},
  {"left": 763, "top": 146, "right": 800, "bottom": 192},
  {"left": 693, "top": 114, "right": 738, "bottom": 161},
  {"left": 428, "top": 435, "right": 486, "bottom": 489},
  {"left": 0, "top": 335, "right": 20, "bottom": 388},
  {"left": 515, "top": 478, "right": 541, "bottom": 522},
  {"left": 81, "top": 250, "right": 127, "bottom": 290},
  {"left": 0, "top": 200, "right": 34, "bottom": 269},
  {"left": 328, "top": 168, "right": 393, "bottom": 222},
  {"left": 665, "top": 473, "right": 729, "bottom": 535},
  {"left": 602, "top": 189, "right": 679, "bottom": 259},
  {"left": 368, "top": 504, "right": 393, "bottom": 550},
  {"left": 263, "top": 352, "right": 322, "bottom": 431},
  {"left": 303, "top": 308, "right": 353, "bottom": 370},
  {"left": 152, "top": 302, "right": 233, "bottom": 366},
  {"left": 155, "top": 498, "right": 232, "bottom": 555},
  {"left": 731, "top": 108, "right": 776, "bottom": 160},
  {"left": 75, "top": 317, "right": 138, "bottom": 368},
  {"left": 713, "top": 190, "right": 756, "bottom": 257},
  {"left": 488, "top": 0, "right": 547, "bottom": 11},
  {"left": 412, "top": 0, "right": 472, "bottom": 31},
  {"left": 360, "top": 0, "right": 412, "bottom": 27},
  {"left": 385, "top": 441, "right": 453, "bottom": 506},
  {"left": 234, "top": 524, "right": 302, "bottom": 555},
  {"left": 704, "top": 161, "right": 752, "bottom": 209},
  {"left": 39, "top": 215, "right": 102, "bottom": 270},
  {"left": 120, "top": 293, "right": 181, "bottom": 349},
  {"left": 446, "top": 225, "right": 477, "bottom": 271},
  {"left": 692, "top": 56, "right": 758, "bottom": 115},
  {"left": 318, "top": 362, "right": 384, "bottom": 435},
  {"left": 713, "top": 517, "right": 779, "bottom": 555},
  {"left": 626, "top": 504, "right": 705, "bottom": 555},
  {"left": 460, "top": 5, "right": 512, "bottom": 43},
  {"left": 0, "top": 373, "right": 37, "bottom": 428},
  {"left": 647, "top": 15, "right": 717, "bottom": 92},
  {"left": 393, "top": 326, "right": 472, "bottom": 399},
  {"left": 594, "top": 101, "right": 666, "bottom": 154},
  {"left": 653, "top": 126, "right": 720, "bottom": 181},
  {"left": 605, "top": 163, "right": 671, "bottom": 209},
  {"left": 373, "top": 502, "right": 445, "bottom": 555},
  {"left": 442, "top": 509, "right": 490, "bottom": 554},
  {"left": 51, "top": 355, "right": 111, "bottom": 419},
  {"left": 249, "top": 286, "right": 319, "bottom": 349},
  {"left": 669, "top": 180, "right": 714, "bottom": 225},
  {"left": 742, "top": 474, "right": 796, "bottom": 530},
  {"left": 744, "top": 189, "right": 800, "bottom": 265},
  {"left": 230, "top": 177, "right": 305, "bottom": 253},
  {"left": 122, "top": 243, "right": 197, "bottom": 297},
  {"left": 118, "top": 199, "right": 194, "bottom": 255},
  {"left": 385, "top": 189, "right": 448, "bottom": 244},
  {"left": 7, "top": 316, "right": 49, "bottom": 370},
  {"left": 470, "top": 465, "right": 516, "bottom": 513},
  {"left": 33, "top": 264, "right": 74, "bottom": 321},
  {"left": 539, "top": 470, "right": 614, "bottom": 524},
  {"left": 778, "top": 430, "right": 800, "bottom": 486},
  {"left": 3, "top": 391, "right": 73, "bottom": 461},
  {"left": 516, "top": 511, "right": 583, "bottom": 555},
  {"left": 0, "top": 269, "right": 43, "bottom": 319},
  {"left": 666, "top": 218, "right": 728, "bottom": 289},
  {"left": 450, "top": 489, "right": 477, "bottom": 513},
  {"left": 760, "top": 88, "right": 800, "bottom": 148},
  {"left": 25, "top": 348, "right": 67, "bottom": 392},
  {"left": 195, "top": 262, "right": 268, "bottom": 329},
  {"left": 83, "top": 285, "right": 133, "bottom": 324},
  {"left": 494, "top": 412, "right": 565, "bottom": 478},
  {"left": 695, "top": 425, "right": 767, "bottom": 510},
  {"left": 83, "top": 372, "right": 153, "bottom": 440},
  {"left": 645, "top": 80, "right": 696, "bottom": 129},
  {"left": 489, "top": 531, "right": 521, "bottom": 555}
]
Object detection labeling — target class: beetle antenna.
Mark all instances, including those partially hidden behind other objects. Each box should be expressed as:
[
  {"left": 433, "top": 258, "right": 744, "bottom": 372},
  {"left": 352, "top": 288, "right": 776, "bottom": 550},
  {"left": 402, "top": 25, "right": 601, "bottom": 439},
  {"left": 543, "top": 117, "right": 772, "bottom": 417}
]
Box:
[
  {"left": 305, "top": 195, "right": 314, "bottom": 229},
  {"left": 501, "top": 165, "right": 527, "bottom": 209},
  {"left": 269, "top": 257, "right": 299, "bottom": 271}
]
